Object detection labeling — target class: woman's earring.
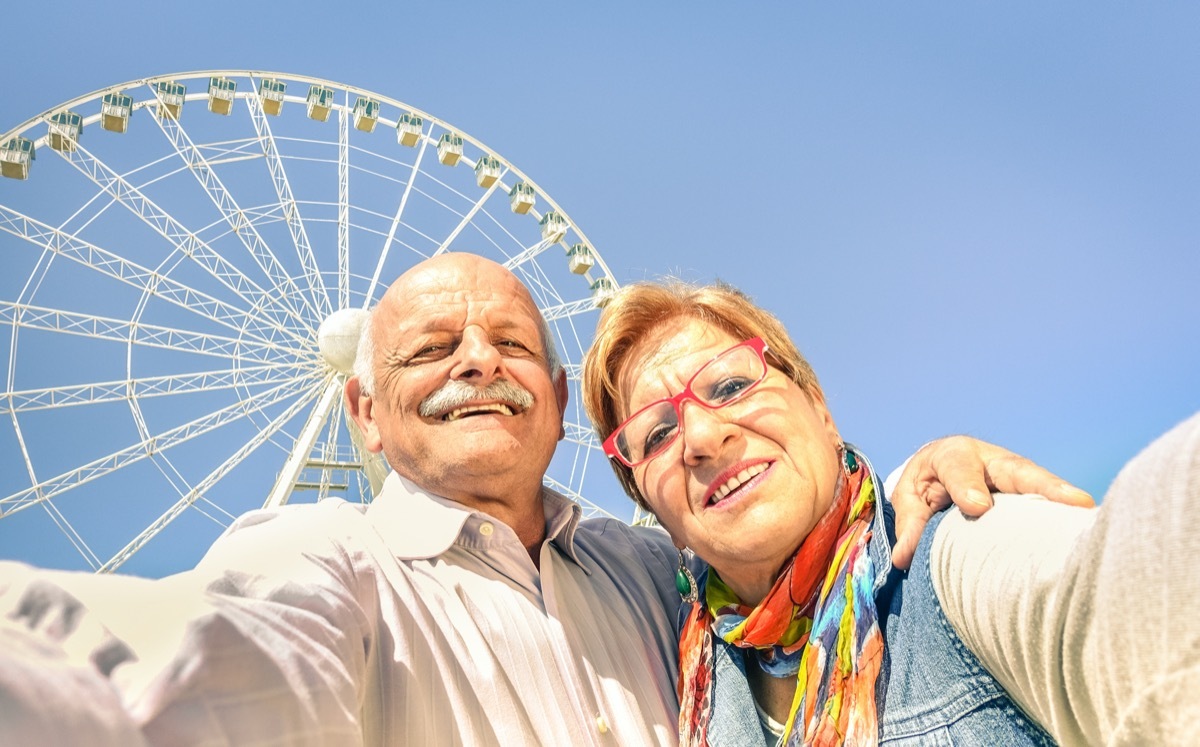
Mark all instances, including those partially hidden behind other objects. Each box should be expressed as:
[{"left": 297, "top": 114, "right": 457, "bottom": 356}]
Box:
[
  {"left": 675, "top": 549, "right": 698, "bottom": 604},
  {"left": 841, "top": 441, "right": 858, "bottom": 473}
]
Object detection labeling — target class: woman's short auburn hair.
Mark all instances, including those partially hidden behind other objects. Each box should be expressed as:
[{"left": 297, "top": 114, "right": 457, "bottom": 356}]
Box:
[{"left": 581, "top": 279, "right": 824, "bottom": 510}]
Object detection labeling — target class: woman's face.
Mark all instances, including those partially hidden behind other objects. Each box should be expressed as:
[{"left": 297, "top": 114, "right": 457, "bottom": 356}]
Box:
[{"left": 617, "top": 317, "right": 842, "bottom": 597}]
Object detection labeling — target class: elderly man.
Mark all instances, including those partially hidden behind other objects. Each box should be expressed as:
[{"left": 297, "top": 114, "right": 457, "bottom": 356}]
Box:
[{"left": 0, "top": 253, "right": 1088, "bottom": 745}]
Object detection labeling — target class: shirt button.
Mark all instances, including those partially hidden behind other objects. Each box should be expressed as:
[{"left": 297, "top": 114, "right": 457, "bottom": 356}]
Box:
[
  {"left": 479, "top": 522, "right": 494, "bottom": 536},
  {"left": 595, "top": 715, "right": 609, "bottom": 734}
]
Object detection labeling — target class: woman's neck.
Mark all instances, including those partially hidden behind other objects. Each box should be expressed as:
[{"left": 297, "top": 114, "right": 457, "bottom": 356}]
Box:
[
  {"left": 745, "top": 656, "right": 796, "bottom": 724},
  {"left": 719, "top": 559, "right": 790, "bottom": 606}
]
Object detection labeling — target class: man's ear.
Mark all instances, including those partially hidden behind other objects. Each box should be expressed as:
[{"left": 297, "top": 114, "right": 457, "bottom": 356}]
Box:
[
  {"left": 345, "top": 377, "right": 383, "bottom": 453},
  {"left": 554, "top": 368, "right": 569, "bottom": 441}
]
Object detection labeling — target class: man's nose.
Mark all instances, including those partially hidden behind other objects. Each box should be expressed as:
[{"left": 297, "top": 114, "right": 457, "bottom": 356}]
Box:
[
  {"left": 449, "top": 327, "right": 503, "bottom": 385},
  {"left": 680, "top": 400, "right": 738, "bottom": 466}
]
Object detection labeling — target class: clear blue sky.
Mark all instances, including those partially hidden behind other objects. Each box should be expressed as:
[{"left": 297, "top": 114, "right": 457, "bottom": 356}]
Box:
[{"left": 1, "top": 2, "right": 1197, "bottom": 575}]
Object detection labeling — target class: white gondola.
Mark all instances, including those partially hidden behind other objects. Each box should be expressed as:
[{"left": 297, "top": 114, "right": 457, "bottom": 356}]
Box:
[
  {"left": 207, "top": 76, "right": 237, "bottom": 115},
  {"left": 396, "top": 113, "right": 423, "bottom": 146},
  {"left": 307, "top": 85, "right": 335, "bottom": 122},
  {"left": 0, "top": 138, "right": 35, "bottom": 180},
  {"left": 475, "top": 155, "right": 502, "bottom": 187},
  {"left": 258, "top": 78, "right": 286, "bottom": 115},
  {"left": 353, "top": 97, "right": 379, "bottom": 133},
  {"left": 48, "top": 111, "right": 83, "bottom": 152},
  {"left": 154, "top": 81, "right": 186, "bottom": 120},
  {"left": 539, "top": 211, "right": 568, "bottom": 242},
  {"left": 590, "top": 277, "right": 616, "bottom": 307},
  {"left": 566, "top": 243, "right": 594, "bottom": 274},
  {"left": 437, "top": 133, "right": 463, "bottom": 165},
  {"left": 101, "top": 92, "right": 133, "bottom": 133},
  {"left": 509, "top": 181, "right": 536, "bottom": 214}
]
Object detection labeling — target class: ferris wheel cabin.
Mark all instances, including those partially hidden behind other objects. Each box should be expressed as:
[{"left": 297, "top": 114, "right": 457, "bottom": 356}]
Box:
[
  {"left": 258, "top": 78, "right": 287, "bottom": 115},
  {"left": 590, "top": 277, "right": 616, "bottom": 306},
  {"left": 0, "top": 137, "right": 34, "bottom": 180},
  {"left": 48, "top": 111, "right": 83, "bottom": 152},
  {"left": 101, "top": 92, "right": 133, "bottom": 133},
  {"left": 567, "top": 243, "right": 595, "bottom": 274},
  {"left": 509, "top": 181, "right": 536, "bottom": 214},
  {"left": 353, "top": 97, "right": 380, "bottom": 132},
  {"left": 207, "top": 77, "right": 237, "bottom": 115},
  {"left": 396, "top": 114, "right": 423, "bottom": 146},
  {"left": 475, "top": 155, "right": 502, "bottom": 187},
  {"left": 154, "top": 81, "right": 186, "bottom": 120},
  {"left": 437, "top": 133, "right": 464, "bottom": 165},
  {"left": 539, "top": 211, "right": 568, "bottom": 242},
  {"left": 306, "top": 85, "right": 335, "bottom": 122}
]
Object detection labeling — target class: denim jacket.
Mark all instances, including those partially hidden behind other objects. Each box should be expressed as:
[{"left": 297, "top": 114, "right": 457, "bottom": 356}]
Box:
[{"left": 703, "top": 449, "right": 1055, "bottom": 746}]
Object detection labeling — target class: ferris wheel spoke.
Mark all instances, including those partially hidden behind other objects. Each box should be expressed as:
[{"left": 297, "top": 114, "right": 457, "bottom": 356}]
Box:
[
  {"left": 363, "top": 123, "right": 434, "bottom": 306},
  {"left": 98, "top": 376, "right": 327, "bottom": 573},
  {"left": 561, "top": 422, "right": 601, "bottom": 451},
  {"left": 263, "top": 376, "right": 344, "bottom": 508},
  {"left": 51, "top": 141, "right": 313, "bottom": 341},
  {"left": 541, "top": 297, "right": 599, "bottom": 322},
  {"left": 502, "top": 235, "right": 561, "bottom": 272},
  {"left": 244, "top": 84, "right": 333, "bottom": 318},
  {"left": 0, "top": 373, "right": 321, "bottom": 517},
  {"left": 0, "top": 204, "right": 302, "bottom": 346},
  {"left": 1, "top": 362, "right": 309, "bottom": 414},
  {"left": 541, "top": 477, "right": 613, "bottom": 520},
  {"left": 40, "top": 500, "right": 102, "bottom": 570},
  {"left": 0, "top": 301, "right": 307, "bottom": 365},
  {"left": 432, "top": 165, "right": 509, "bottom": 258},
  {"left": 147, "top": 88, "right": 323, "bottom": 327},
  {"left": 337, "top": 105, "right": 350, "bottom": 311}
]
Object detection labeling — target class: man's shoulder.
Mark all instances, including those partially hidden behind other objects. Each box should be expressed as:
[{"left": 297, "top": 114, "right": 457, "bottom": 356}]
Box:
[
  {"left": 213, "top": 498, "right": 373, "bottom": 554},
  {"left": 572, "top": 516, "right": 676, "bottom": 566}
]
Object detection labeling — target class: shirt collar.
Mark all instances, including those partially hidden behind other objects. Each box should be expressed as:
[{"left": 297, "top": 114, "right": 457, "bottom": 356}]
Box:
[{"left": 365, "top": 472, "right": 588, "bottom": 569}]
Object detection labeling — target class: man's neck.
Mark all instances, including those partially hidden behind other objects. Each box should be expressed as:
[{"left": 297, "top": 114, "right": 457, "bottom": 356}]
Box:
[{"left": 441, "top": 483, "right": 548, "bottom": 568}]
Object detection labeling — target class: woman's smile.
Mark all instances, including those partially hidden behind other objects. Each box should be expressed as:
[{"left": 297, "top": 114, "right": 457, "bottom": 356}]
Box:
[{"left": 703, "top": 459, "right": 775, "bottom": 509}]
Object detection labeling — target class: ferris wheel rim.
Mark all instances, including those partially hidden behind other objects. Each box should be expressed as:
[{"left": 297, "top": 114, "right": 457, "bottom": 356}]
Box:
[{"left": 0, "top": 69, "right": 619, "bottom": 287}]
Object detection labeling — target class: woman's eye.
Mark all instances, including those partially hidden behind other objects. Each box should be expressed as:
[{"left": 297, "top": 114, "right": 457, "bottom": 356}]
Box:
[
  {"left": 643, "top": 422, "right": 678, "bottom": 454},
  {"left": 708, "top": 376, "right": 753, "bottom": 403}
]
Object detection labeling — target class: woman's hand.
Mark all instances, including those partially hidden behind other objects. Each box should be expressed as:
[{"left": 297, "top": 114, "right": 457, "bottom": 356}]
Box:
[{"left": 889, "top": 436, "right": 1095, "bottom": 569}]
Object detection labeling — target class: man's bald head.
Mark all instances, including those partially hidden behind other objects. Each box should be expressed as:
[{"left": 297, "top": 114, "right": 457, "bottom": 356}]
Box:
[{"left": 353, "top": 254, "right": 561, "bottom": 394}]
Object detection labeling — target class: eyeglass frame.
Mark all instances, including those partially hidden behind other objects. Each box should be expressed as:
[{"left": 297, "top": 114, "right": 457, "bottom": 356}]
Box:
[{"left": 602, "top": 336, "right": 771, "bottom": 468}]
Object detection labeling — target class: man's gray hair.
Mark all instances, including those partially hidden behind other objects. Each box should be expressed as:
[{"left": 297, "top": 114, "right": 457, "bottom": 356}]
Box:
[{"left": 352, "top": 306, "right": 562, "bottom": 396}]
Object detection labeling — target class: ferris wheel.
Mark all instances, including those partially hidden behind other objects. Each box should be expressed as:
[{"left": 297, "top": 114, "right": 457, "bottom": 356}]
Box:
[{"left": 0, "top": 71, "right": 635, "bottom": 577}]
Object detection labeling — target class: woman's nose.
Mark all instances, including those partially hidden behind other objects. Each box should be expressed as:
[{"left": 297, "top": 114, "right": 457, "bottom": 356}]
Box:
[
  {"left": 449, "top": 327, "right": 503, "bottom": 384},
  {"left": 680, "top": 400, "right": 738, "bottom": 465}
]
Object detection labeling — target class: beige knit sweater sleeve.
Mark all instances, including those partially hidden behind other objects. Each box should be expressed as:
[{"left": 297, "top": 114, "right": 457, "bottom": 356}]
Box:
[{"left": 930, "top": 411, "right": 1200, "bottom": 747}]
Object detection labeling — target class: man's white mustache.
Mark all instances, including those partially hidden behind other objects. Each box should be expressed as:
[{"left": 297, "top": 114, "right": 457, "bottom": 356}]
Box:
[{"left": 418, "top": 379, "right": 534, "bottom": 418}]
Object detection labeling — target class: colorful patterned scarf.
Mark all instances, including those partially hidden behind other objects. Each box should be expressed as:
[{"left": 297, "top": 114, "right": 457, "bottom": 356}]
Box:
[{"left": 678, "top": 450, "right": 883, "bottom": 746}]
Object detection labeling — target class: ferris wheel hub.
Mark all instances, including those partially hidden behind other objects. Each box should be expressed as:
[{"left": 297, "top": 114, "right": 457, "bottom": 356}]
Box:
[{"left": 317, "top": 308, "right": 370, "bottom": 374}]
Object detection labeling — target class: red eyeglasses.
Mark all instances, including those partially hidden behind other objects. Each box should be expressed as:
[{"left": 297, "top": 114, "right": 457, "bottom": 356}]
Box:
[{"left": 603, "top": 337, "right": 770, "bottom": 467}]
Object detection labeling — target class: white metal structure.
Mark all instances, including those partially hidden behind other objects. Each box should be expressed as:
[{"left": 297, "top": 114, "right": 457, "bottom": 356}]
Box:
[{"left": 0, "top": 71, "right": 641, "bottom": 577}]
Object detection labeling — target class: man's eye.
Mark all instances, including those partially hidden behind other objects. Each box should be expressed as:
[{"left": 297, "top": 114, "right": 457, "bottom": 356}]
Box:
[
  {"left": 497, "top": 340, "right": 530, "bottom": 352},
  {"left": 410, "top": 344, "right": 451, "bottom": 361}
]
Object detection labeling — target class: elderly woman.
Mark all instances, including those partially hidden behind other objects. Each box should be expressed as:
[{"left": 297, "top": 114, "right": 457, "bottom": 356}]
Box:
[{"left": 583, "top": 279, "right": 1199, "bottom": 746}]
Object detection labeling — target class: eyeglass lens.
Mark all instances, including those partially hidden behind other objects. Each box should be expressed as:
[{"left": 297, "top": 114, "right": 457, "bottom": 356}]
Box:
[{"left": 615, "top": 343, "right": 766, "bottom": 464}]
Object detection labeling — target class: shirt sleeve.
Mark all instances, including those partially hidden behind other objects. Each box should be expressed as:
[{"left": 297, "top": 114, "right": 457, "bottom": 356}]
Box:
[
  {"left": 929, "top": 411, "right": 1200, "bottom": 747},
  {"left": 0, "top": 500, "right": 379, "bottom": 746}
]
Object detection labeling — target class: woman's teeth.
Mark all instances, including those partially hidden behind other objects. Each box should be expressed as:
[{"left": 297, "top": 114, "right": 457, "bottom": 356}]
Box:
[{"left": 710, "top": 463, "right": 769, "bottom": 504}]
